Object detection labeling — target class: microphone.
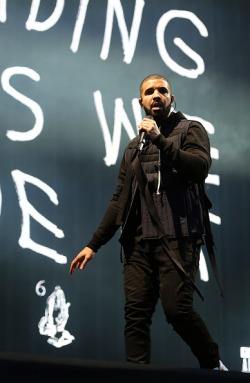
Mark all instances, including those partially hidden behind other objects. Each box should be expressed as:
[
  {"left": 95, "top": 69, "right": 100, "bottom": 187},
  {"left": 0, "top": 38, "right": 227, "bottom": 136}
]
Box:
[{"left": 138, "top": 115, "right": 154, "bottom": 151}]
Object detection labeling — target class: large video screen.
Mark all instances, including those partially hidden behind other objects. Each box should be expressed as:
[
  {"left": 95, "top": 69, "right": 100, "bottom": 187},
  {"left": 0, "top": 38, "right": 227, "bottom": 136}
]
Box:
[{"left": 0, "top": 0, "right": 250, "bottom": 372}]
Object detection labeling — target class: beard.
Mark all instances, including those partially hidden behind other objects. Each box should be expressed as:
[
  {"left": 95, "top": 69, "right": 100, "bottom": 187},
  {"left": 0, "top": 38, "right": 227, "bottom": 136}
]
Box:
[{"left": 143, "top": 101, "right": 172, "bottom": 123}]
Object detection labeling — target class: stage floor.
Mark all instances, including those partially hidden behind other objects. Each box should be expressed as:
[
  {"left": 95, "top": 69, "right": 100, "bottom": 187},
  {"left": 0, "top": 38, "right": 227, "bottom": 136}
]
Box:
[{"left": 0, "top": 352, "right": 249, "bottom": 383}]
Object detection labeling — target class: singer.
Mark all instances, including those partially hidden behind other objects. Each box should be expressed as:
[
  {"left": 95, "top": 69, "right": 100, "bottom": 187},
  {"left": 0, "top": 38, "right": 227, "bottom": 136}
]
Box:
[{"left": 70, "top": 74, "right": 227, "bottom": 370}]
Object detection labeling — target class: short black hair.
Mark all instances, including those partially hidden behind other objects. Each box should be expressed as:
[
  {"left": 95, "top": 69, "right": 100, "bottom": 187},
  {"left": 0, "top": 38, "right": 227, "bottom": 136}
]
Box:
[{"left": 140, "top": 74, "right": 172, "bottom": 96}]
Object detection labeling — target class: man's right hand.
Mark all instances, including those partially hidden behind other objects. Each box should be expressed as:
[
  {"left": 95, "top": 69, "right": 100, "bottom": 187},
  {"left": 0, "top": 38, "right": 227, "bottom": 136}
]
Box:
[{"left": 69, "top": 246, "right": 95, "bottom": 274}]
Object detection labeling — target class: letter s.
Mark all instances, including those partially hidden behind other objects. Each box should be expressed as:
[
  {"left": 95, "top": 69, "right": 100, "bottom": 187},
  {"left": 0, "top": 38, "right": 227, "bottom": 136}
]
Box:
[{"left": 1, "top": 66, "right": 44, "bottom": 141}]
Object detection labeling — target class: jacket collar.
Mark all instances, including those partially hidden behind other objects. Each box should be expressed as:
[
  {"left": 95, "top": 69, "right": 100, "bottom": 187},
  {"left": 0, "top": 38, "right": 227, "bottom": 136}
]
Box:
[
  {"left": 160, "top": 111, "right": 186, "bottom": 135},
  {"left": 128, "top": 111, "right": 186, "bottom": 149}
]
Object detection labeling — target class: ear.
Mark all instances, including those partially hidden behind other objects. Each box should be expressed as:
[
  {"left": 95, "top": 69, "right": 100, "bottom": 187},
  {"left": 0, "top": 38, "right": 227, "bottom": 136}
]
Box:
[
  {"left": 139, "top": 98, "right": 144, "bottom": 108},
  {"left": 171, "top": 95, "right": 175, "bottom": 104}
]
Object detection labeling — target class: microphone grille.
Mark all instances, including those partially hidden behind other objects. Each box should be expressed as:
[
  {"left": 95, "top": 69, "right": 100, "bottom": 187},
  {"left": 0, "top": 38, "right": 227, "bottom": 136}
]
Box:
[{"left": 146, "top": 115, "right": 154, "bottom": 120}]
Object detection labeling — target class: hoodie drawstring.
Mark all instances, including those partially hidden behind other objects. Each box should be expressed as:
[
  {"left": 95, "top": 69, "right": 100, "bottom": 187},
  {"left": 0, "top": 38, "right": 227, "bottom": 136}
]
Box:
[{"left": 156, "top": 149, "right": 161, "bottom": 195}]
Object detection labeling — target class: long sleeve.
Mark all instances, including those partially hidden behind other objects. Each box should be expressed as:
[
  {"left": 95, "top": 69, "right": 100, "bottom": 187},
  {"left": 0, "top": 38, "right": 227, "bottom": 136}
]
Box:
[
  {"left": 153, "top": 121, "right": 211, "bottom": 183},
  {"left": 86, "top": 153, "right": 128, "bottom": 253}
]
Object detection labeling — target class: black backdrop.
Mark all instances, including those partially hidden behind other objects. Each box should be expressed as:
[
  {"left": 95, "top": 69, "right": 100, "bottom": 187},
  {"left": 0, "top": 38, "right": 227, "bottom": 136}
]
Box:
[{"left": 0, "top": 0, "right": 250, "bottom": 372}]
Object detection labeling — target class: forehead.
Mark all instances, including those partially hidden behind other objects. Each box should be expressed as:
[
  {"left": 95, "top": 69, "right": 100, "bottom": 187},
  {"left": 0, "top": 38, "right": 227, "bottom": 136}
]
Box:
[{"left": 141, "top": 78, "right": 170, "bottom": 94}]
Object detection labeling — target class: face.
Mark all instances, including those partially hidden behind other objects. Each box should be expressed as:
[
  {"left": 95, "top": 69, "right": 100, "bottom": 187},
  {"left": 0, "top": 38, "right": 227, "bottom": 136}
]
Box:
[{"left": 139, "top": 78, "right": 173, "bottom": 120}]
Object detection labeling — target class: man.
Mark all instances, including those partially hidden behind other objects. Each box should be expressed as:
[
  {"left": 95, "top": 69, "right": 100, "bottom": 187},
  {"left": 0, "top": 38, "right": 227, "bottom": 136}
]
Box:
[{"left": 70, "top": 74, "right": 227, "bottom": 370}]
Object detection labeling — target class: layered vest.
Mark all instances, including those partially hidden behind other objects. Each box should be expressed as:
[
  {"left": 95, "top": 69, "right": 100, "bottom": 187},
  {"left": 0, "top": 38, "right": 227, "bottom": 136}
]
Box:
[{"left": 119, "top": 119, "right": 205, "bottom": 240}]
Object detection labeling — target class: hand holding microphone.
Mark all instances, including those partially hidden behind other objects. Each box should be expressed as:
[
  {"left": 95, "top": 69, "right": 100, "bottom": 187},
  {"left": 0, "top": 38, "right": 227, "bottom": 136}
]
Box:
[{"left": 138, "top": 115, "right": 161, "bottom": 150}]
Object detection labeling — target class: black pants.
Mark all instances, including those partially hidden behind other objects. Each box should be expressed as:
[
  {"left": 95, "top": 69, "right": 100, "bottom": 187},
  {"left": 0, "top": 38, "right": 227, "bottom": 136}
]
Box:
[{"left": 123, "top": 237, "right": 220, "bottom": 368}]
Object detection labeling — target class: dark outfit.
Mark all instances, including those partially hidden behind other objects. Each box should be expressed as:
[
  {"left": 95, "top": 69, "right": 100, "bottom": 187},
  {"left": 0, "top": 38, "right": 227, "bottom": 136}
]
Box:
[{"left": 87, "top": 111, "right": 220, "bottom": 368}]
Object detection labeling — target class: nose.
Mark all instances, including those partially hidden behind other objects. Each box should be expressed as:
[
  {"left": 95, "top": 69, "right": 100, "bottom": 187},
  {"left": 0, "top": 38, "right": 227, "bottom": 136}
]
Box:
[{"left": 153, "top": 90, "right": 161, "bottom": 99}]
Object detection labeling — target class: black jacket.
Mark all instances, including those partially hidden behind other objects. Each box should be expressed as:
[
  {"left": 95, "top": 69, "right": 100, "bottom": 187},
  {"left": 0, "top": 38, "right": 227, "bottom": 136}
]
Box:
[{"left": 87, "top": 111, "right": 211, "bottom": 253}]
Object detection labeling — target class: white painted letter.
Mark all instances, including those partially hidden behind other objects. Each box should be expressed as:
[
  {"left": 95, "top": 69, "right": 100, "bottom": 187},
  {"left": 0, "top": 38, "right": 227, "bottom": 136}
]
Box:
[
  {"left": 156, "top": 10, "right": 208, "bottom": 78},
  {"left": 199, "top": 249, "right": 209, "bottom": 282},
  {"left": 0, "top": 0, "right": 6, "bottom": 22},
  {"left": 101, "top": 0, "right": 144, "bottom": 64},
  {"left": 1, "top": 67, "right": 44, "bottom": 141},
  {"left": 11, "top": 170, "right": 66, "bottom": 264},
  {"left": 71, "top": 0, "right": 90, "bottom": 53},
  {"left": 0, "top": 185, "right": 2, "bottom": 216},
  {"left": 94, "top": 91, "right": 138, "bottom": 166},
  {"left": 26, "top": 0, "right": 64, "bottom": 31}
]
